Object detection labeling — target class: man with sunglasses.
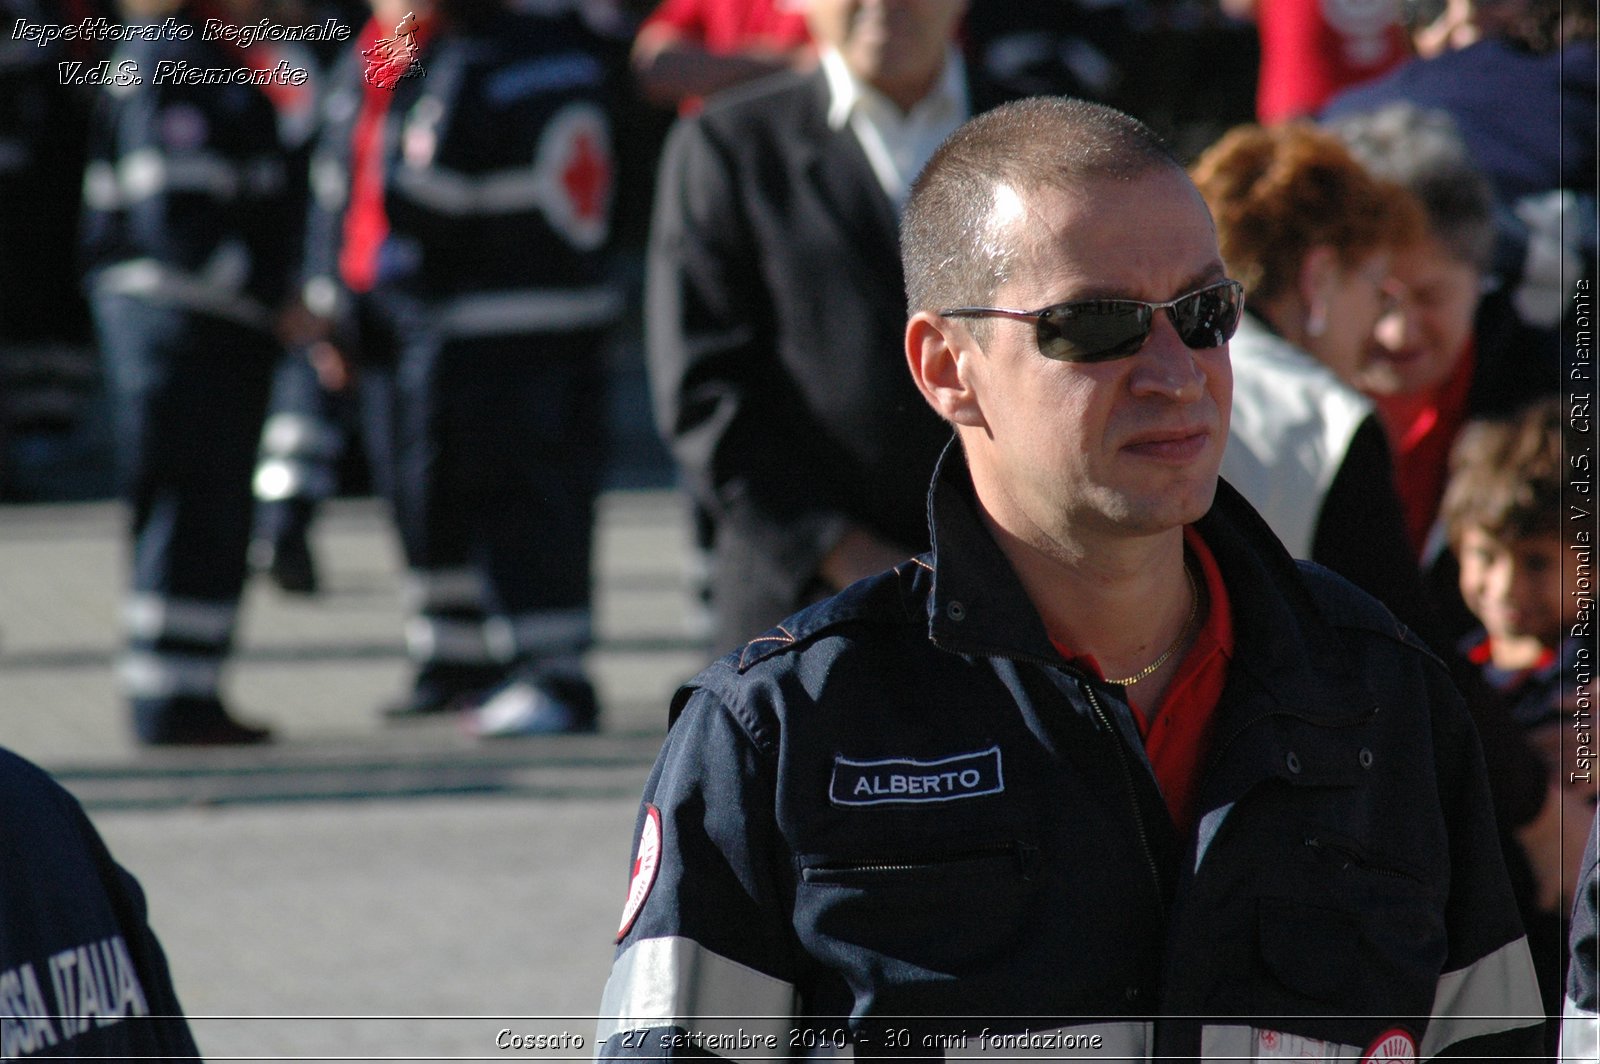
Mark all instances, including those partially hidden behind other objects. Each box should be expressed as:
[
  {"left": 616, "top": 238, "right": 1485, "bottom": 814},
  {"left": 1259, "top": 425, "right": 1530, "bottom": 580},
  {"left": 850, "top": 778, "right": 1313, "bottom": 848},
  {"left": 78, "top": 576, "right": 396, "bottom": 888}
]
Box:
[{"left": 597, "top": 98, "right": 1541, "bottom": 1060}]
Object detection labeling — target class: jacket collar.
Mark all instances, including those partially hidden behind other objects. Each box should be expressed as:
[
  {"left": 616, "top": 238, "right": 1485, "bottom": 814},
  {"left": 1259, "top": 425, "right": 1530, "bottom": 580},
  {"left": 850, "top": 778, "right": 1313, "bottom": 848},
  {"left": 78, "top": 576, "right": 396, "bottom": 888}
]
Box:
[
  {"left": 925, "top": 441, "right": 1062, "bottom": 665},
  {"left": 923, "top": 440, "right": 1379, "bottom": 728}
]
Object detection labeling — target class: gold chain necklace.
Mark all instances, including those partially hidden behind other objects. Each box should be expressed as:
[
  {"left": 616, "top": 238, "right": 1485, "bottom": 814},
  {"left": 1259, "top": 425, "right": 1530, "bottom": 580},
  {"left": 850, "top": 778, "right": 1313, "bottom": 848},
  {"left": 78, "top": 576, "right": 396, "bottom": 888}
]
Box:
[{"left": 1105, "top": 562, "right": 1200, "bottom": 687}]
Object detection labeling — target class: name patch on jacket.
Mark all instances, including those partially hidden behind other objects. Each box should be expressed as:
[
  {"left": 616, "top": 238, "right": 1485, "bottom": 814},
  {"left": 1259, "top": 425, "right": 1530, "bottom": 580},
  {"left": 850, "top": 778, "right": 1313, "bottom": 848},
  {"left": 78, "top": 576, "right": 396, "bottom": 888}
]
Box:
[{"left": 830, "top": 747, "right": 1004, "bottom": 807}]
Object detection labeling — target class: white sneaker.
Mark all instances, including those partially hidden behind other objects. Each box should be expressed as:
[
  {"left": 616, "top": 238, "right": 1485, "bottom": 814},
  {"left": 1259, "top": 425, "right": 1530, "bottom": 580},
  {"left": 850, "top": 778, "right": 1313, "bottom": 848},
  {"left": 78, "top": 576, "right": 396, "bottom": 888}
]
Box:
[{"left": 467, "top": 680, "right": 595, "bottom": 738}]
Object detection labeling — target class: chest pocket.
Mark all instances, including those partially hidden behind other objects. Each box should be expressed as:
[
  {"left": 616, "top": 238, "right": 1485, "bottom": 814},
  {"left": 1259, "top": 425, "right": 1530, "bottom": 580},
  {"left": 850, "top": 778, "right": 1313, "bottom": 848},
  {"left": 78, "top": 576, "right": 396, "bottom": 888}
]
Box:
[
  {"left": 1249, "top": 832, "right": 1445, "bottom": 1016},
  {"left": 795, "top": 841, "right": 1039, "bottom": 976}
]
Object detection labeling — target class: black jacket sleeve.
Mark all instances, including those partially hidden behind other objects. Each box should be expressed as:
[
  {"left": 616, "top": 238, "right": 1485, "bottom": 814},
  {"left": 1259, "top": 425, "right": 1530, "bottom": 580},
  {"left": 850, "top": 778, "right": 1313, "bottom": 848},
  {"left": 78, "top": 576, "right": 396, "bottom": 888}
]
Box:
[
  {"left": 595, "top": 681, "right": 804, "bottom": 1059},
  {"left": 643, "top": 114, "right": 858, "bottom": 592}
]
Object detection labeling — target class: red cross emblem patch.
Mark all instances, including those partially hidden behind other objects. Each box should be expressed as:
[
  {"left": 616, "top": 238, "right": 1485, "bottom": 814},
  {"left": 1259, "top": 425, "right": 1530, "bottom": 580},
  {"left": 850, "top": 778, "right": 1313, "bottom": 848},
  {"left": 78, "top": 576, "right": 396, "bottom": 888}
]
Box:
[
  {"left": 615, "top": 804, "right": 662, "bottom": 942},
  {"left": 537, "top": 102, "right": 613, "bottom": 252}
]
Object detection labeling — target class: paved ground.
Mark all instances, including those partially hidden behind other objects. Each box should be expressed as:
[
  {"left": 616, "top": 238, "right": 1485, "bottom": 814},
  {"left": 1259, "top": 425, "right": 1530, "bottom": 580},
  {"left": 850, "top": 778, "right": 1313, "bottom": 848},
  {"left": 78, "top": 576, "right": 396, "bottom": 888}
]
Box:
[{"left": 0, "top": 490, "right": 711, "bottom": 1062}]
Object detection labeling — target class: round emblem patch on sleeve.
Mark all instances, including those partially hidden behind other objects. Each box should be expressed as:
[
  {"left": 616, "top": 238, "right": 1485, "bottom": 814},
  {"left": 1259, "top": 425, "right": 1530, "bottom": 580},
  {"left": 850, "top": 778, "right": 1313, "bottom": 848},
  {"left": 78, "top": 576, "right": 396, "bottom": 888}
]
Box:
[
  {"left": 1361, "top": 1028, "right": 1416, "bottom": 1063},
  {"left": 534, "top": 101, "right": 613, "bottom": 252},
  {"left": 615, "top": 804, "right": 662, "bottom": 942}
]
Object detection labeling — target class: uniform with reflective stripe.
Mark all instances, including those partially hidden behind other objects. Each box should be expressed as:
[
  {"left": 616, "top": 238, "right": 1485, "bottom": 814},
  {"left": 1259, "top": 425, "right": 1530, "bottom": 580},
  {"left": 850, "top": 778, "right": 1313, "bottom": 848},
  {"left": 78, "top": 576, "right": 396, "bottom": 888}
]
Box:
[
  {"left": 81, "top": 11, "right": 295, "bottom": 737},
  {"left": 80, "top": 28, "right": 297, "bottom": 326},
  {"left": 254, "top": 410, "right": 342, "bottom": 504},
  {"left": 596, "top": 448, "right": 1543, "bottom": 1061},
  {"left": 297, "top": 10, "right": 623, "bottom": 706},
  {"left": 119, "top": 592, "right": 237, "bottom": 699}
]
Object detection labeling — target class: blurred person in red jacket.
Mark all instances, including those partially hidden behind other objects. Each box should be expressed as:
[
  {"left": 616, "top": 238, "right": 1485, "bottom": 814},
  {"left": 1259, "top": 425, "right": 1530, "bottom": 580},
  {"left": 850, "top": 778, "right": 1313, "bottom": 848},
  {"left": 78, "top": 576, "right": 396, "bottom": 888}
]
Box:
[
  {"left": 630, "top": 0, "right": 813, "bottom": 114},
  {"left": 1221, "top": 0, "right": 1411, "bottom": 123}
]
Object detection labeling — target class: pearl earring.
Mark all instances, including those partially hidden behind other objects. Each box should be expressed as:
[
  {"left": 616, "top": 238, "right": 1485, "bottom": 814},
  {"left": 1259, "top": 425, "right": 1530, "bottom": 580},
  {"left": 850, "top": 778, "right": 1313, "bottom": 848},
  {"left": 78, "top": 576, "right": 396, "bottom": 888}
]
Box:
[{"left": 1306, "top": 302, "right": 1328, "bottom": 338}]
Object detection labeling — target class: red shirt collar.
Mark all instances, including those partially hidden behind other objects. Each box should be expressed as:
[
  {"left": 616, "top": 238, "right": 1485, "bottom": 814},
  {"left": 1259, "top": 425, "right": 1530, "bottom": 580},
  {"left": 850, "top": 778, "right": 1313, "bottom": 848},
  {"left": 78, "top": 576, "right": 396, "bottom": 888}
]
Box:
[{"left": 1048, "top": 526, "right": 1235, "bottom": 835}]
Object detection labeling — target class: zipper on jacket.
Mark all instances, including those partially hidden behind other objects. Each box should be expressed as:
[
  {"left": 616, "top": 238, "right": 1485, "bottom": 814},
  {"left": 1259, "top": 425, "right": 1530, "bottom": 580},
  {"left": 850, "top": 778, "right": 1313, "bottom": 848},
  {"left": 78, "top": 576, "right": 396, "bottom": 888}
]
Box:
[
  {"left": 808, "top": 841, "right": 1040, "bottom": 880},
  {"left": 1081, "top": 681, "right": 1163, "bottom": 901},
  {"left": 925, "top": 632, "right": 1165, "bottom": 903},
  {"left": 1304, "top": 835, "right": 1426, "bottom": 886}
]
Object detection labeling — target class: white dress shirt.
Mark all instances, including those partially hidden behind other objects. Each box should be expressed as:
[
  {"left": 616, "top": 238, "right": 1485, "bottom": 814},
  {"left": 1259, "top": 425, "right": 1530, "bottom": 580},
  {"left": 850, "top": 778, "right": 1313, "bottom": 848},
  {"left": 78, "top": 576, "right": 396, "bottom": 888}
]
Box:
[{"left": 820, "top": 45, "right": 969, "bottom": 213}]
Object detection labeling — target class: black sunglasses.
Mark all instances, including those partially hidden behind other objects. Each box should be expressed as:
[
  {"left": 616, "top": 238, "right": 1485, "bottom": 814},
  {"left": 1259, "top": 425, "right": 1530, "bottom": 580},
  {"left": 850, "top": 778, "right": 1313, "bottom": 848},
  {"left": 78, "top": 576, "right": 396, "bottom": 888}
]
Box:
[{"left": 940, "top": 279, "right": 1245, "bottom": 364}]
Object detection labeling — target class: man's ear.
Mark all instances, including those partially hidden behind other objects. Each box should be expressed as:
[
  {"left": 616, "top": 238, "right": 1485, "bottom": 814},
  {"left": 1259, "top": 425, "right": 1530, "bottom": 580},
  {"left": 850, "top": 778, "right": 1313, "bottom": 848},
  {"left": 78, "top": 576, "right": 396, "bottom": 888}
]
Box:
[{"left": 906, "top": 311, "right": 986, "bottom": 428}]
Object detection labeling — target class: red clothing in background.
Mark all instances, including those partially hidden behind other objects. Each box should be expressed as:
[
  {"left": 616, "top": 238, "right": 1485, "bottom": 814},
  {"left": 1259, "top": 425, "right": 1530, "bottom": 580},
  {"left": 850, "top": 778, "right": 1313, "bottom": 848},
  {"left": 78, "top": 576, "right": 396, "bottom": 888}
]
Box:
[
  {"left": 1050, "top": 527, "right": 1235, "bottom": 836},
  {"left": 1374, "top": 340, "right": 1475, "bottom": 558},
  {"left": 641, "top": 0, "right": 811, "bottom": 56},
  {"left": 639, "top": 0, "right": 812, "bottom": 113},
  {"left": 1255, "top": 0, "right": 1410, "bottom": 123},
  {"left": 340, "top": 15, "right": 437, "bottom": 294}
]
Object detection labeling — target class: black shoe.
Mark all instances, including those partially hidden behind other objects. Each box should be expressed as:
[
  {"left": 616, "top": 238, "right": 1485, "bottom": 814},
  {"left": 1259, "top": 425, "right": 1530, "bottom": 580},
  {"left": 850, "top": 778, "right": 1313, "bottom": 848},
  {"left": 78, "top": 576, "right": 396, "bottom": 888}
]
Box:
[
  {"left": 135, "top": 697, "right": 274, "bottom": 747},
  {"left": 379, "top": 665, "right": 501, "bottom": 722},
  {"left": 251, "top": 535, "right": 319, "bottom": 595}
]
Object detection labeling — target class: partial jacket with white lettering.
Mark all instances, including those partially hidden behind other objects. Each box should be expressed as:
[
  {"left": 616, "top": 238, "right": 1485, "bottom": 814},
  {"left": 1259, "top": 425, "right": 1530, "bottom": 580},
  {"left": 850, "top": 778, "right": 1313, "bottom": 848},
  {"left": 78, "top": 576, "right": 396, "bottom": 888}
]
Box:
[
  {"left": 0, "top": 747, "right": 199, "bottom": 1060},
  {"left": 596, "top": 447, "right": 1544, "bottom": 1061}
]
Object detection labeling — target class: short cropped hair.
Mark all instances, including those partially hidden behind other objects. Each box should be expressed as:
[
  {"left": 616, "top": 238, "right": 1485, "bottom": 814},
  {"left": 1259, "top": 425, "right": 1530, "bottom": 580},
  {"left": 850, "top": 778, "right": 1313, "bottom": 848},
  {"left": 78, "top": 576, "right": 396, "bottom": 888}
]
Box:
[
  {"left": 1327, "top": 103, "right": 1496, "bottom": 272},
  {"left": 901, "top": 97, "right": 1183, "bottom": 315},
  {"left": 1441, "top": 397, "right": 1566, "bottom": 548},
  {"left": 1189, "top": 122, "right": 1425, "bottom": 306}
]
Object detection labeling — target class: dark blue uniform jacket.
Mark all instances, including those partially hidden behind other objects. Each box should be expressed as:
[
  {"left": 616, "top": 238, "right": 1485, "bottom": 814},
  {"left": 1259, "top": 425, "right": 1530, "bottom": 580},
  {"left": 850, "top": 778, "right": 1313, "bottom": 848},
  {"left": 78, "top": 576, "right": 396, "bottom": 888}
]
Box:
[
  {"left": 79, "top": 14, "right": 295, "bottom": 332},
  {"left": 597, "top": 447, "right": 1543, "bottom": 1061},
  {"left": 0, "top": 748, "right": 199, "bottom": 1060}
]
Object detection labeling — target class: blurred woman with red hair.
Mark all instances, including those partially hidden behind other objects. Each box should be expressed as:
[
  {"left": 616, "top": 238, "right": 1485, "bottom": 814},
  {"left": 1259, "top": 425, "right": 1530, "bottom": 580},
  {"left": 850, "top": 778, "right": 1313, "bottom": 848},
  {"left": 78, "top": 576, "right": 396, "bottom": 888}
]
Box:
[{"left": 1192, "top": 120, "right": 1432, "bottom": 632}]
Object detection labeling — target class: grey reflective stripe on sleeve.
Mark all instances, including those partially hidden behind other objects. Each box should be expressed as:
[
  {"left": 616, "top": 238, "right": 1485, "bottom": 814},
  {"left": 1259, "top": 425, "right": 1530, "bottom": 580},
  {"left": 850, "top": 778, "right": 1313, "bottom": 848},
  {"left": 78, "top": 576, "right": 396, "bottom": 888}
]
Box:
[
  {"left": 124, "top": 594, "right": 237, "bottom": 645},
  {"left": 1561, "top": 996, "right": 1599, "bottom": 1063},
  {"left": 93, "top": 259, "right": 272, "bottom": 330},
  {"left": 393, "top": 164, "right": 549, "bottom": 215},
  {"left": 120, "top": 149, "right": 237, "bottom": 200},
  {"left": 90, "top": 149, "right": 282, "bottom": 206},
  {"left": 963, "top": 1022, "right": 1153, "bottom": 1059},
  {"left": 1420, "top": 936, "right": 1544, "bottom": 1056},
  {"left": 595, "top": 936, "right": 797, "bottom": 1059},
  {"left": 436, "top": 288, "right": 623, "bottom": 338},
  {"left": 118, "top": 652, "right": 223, "bottom": 698},
  {"left": 1201, "top": 1025, "right": 1364, "bottom": 1060}
]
